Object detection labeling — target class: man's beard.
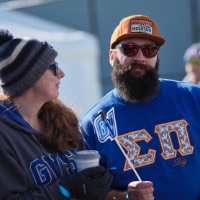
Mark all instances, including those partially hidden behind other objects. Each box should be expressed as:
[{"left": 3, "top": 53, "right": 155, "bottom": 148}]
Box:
[{"left": 112, "top": 58, "right": 160, "bottom": 102}]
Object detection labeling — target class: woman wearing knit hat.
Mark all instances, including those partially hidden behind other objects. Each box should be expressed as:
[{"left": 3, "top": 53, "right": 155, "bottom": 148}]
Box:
[
  {"left": 0, "top": 29, "right": 112, "bottom": 200},
  {"left": 182, "top": 42, "right": 200, "bottom": 84}
]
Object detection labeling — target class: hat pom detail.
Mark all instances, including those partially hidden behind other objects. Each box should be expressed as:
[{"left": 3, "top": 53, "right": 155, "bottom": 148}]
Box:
[{"left": 0, "top": 29, "right": 13, "bottom": 45}]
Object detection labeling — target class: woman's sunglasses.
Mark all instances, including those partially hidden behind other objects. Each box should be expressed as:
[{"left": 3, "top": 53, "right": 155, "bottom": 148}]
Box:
[
  {"left": 49, "top": 62, "right": 58, "bottom": 76},
  {"left": 116, "top": 43, "right": 160, "bottom": 58}
]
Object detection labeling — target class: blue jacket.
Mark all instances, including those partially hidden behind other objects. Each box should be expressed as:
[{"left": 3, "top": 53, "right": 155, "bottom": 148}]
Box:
[{"left": 0, "top": 102, "right": 76, "bottom": 199}]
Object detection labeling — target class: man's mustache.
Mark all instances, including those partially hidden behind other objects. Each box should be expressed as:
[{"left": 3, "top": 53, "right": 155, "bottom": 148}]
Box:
[{"left": 121, "top": 62, "right": 150, "bottom": 72}]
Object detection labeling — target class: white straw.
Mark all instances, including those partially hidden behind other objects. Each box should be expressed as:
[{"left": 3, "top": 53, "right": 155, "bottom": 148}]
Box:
[
  {"left": 98, "top": 110, "right": 142, "bottom": 181},
  {"left": 114, "top": 138, "right": 142, "bottom": 181}
]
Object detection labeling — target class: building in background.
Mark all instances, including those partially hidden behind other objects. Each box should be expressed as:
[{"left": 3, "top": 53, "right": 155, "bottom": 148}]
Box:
[{"left": 0, "top": 0, "right": 200, "bottom": 113}]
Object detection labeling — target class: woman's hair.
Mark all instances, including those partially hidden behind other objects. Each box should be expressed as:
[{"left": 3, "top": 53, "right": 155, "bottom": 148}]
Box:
[
  {"left": 38, "top": 99, "right": 82, "bottom": 152},
  {"left": 0, "top": 93, "right": 82, "bottom": 152},
  {"left": 0, "top": 93, "right": 11, "bottom": 100}
]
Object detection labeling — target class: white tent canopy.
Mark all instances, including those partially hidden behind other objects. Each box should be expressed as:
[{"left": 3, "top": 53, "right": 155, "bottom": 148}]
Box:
[{"left": 0, "top": 9, "right": 102, "bottom": 117}]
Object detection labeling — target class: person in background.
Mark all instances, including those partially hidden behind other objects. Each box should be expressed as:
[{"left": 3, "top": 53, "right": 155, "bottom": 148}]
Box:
[
  {"left": 182, "top": 42, "right": 200, "bottom": 84},
  {"left": 0, "top": 29, "right": 112, "bottom": 200},
  {"left": 80, "top": 14, "right": 200, "bottom": 200}
]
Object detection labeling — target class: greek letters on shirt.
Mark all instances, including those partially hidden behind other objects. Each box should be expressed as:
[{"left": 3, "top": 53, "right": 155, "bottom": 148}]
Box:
[
  {"left": 94, "top": 108, "right": 194, "bottom": 170},
  {"left": 30, "top": 150, "right": 76, "bottom": 186}
]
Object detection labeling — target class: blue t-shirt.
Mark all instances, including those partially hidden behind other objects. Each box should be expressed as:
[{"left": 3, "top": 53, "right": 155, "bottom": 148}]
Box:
[{"left": 81, "top": 79, "right": 200, "bottom": 200}]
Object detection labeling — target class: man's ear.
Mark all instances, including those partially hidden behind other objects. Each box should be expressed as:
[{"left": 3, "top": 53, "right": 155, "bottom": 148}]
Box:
[{"left": 109, "top": 49, "right": 114, "bottom": 68}]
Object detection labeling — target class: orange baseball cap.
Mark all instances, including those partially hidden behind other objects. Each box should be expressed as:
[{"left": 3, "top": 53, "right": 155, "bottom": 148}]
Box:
[{"left": 110, "top": 14, "right": 165, "bottom": 49}]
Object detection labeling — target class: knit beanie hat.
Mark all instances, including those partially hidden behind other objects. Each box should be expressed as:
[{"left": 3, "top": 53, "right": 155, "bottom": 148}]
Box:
[
  {"left": 183, "top": 42, "right": 200, "bottom": 62},
  {"left": 0, "top": 29, "right": 58, "bottom": 97}
]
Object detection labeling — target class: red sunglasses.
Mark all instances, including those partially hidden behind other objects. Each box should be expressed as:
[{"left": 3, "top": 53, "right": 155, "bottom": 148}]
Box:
[{"left": 116, "top": 43, "right": 160, "bottom": 58}]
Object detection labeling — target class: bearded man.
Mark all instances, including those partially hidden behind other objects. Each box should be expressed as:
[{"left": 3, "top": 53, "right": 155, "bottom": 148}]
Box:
[{"left": 81, "top": 14, "right": 200, "bottom": 200}]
